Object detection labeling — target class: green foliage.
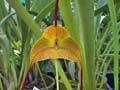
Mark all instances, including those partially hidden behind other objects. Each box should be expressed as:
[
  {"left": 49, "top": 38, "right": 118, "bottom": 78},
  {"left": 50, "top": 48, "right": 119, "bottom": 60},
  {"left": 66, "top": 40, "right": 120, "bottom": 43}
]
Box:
[
  {"left": 0, "top": 0, "right": 120, "bottom": 90},
  {"left": 108, "top": 0, "right": 119, "bottom": 90}
]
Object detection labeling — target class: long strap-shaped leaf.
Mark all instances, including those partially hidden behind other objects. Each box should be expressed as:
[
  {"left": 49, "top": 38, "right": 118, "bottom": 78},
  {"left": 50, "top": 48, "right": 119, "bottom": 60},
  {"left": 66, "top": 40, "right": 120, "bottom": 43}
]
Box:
[
  {"left": 108, "top": 0, "right": 119, "bottom": 90},
  {"left": 21, "top": 25, "right": 83, "bottom": 90}
]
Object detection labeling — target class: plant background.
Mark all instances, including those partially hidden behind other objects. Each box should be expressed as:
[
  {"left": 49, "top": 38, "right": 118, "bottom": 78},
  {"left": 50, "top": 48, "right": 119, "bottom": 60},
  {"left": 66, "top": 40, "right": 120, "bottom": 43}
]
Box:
[{"left": 0, "top": 0, "right": 120, "bottom": 90}]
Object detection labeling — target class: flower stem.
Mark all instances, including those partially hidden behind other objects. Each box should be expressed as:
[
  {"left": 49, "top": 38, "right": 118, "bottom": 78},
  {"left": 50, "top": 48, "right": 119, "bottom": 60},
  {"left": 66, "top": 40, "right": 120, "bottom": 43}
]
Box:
[
  {"left": 54, "top": 0, "right": 59, "bottom": 26},
  {"left": 21, "top": 64, "right": 33, "bottom": 90}
]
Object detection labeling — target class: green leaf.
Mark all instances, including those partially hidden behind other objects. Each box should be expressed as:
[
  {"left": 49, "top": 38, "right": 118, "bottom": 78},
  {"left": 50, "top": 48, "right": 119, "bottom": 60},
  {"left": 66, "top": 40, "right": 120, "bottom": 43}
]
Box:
[
  {"left": 34, "top": 0, "right": 55, "bottom": 23},
  {"left": 75, "top": 0, "right": 96, "bottom": 90},
  {"left": 0, "top": 74, "right": 3, "bottom": 90},
  {"left": 59, "top": 0, "right": 80, "bottom": 42},
  {"left": 6, "top": 0, "right": 40, "bottom": 36},
  {"left": 108, "top": 0, "right": 119, "bottom": 90},
  {"left": 0, "top": 30, "right": 12, "bottom": 78},
  {"left": 55, "top": 61, "right": 73, "bottom": 90},
  {"left": 31, "top": 0, "right": 55, "bottom": 13}
]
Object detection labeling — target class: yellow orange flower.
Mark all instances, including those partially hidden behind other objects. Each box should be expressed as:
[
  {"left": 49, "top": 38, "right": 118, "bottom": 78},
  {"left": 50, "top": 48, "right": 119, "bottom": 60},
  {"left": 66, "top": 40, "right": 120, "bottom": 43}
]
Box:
[{"left": 30, "top": 25, "right": 82, "bottom": 66}]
